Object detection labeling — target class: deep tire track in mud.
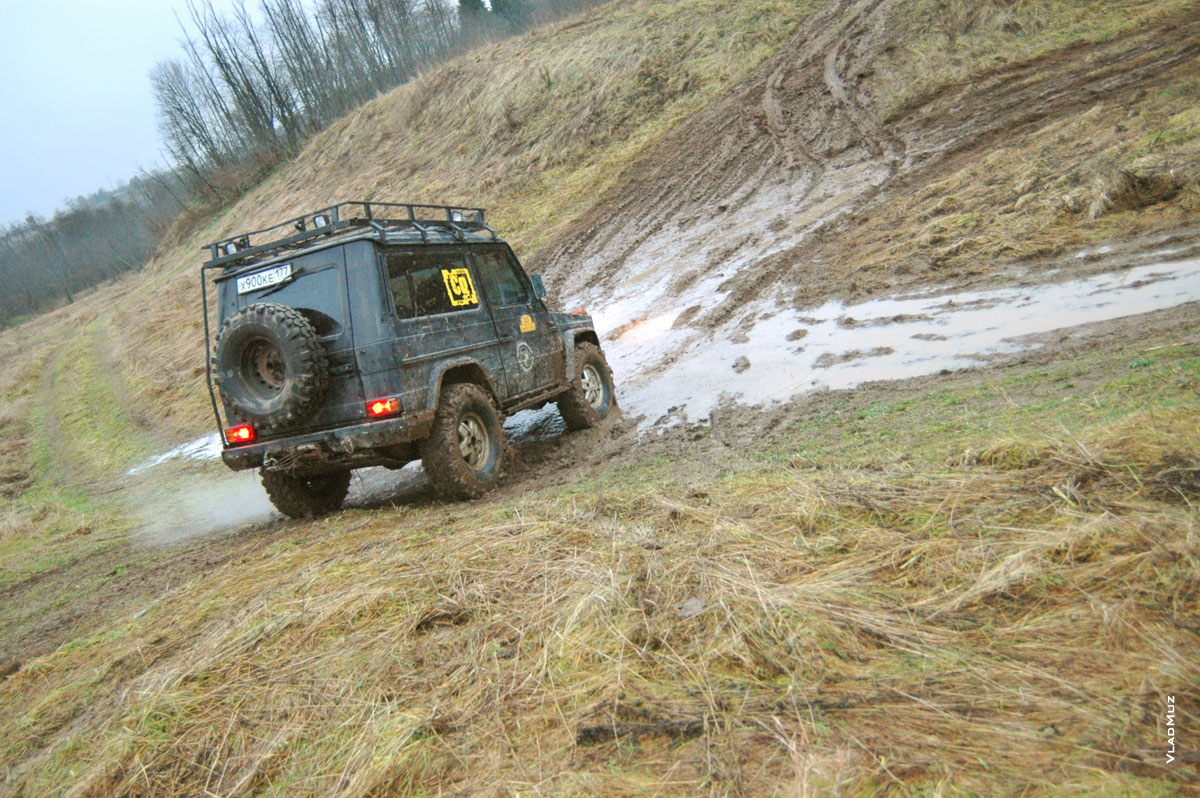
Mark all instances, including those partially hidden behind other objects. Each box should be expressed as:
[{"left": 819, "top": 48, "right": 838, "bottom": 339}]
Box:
[
  {"left": 539, "top": 0, "right": 1200, "bottom": 326},
  {"left": 888, "top": 8, "right": 1200, "bottom": 175},
  {"left": 544, "top": 0, "right": 895, "bottom": 301}
]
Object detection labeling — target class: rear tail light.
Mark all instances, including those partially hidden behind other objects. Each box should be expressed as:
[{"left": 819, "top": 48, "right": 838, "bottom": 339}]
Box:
[
  {"left": 367, "top": 397, "right": 400, "bottom": 418},
  {"left": 225, "top": 424, "right": 256, "bottom": 445}
]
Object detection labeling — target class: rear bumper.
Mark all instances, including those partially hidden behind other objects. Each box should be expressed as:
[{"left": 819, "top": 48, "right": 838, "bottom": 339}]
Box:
[{"left": 221, "top": 411, "right": 435, "bottom": 471}]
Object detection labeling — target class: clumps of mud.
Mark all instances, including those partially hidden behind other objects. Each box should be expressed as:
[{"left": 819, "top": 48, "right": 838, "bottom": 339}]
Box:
[
  {"left": 1025, "top": 156, "right": 1195, "bottom": 221},
  {"left": 0, "top": 468, "right": 31, "bottom": 499},
  {"left": 1149, "top": 452, "right": 1200, "bottom": 500},
  {"left": 1086, "top": 158, "right": 1188, "bottom": 221},
  {"left": 814, "top": 346, "right": 894, "bottom": 368},
  {"left": 575, "top": 700, "right": 706, "bottom": 746},
  {"left": 671, "top": 304, "right": 703, "bottom": 330},
  {"left": 0, "top": 657, "right": 20, "bottom": 681},
  {"left": 838, "top": 313, "right": 932, "bottom": 328},
  {"left": 0, "top": 435, "right": 31, "bottom": 499}
]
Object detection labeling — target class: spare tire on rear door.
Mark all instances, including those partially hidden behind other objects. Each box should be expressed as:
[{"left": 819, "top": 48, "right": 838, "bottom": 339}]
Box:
[{"left": 212, "top": 302, "right": 329, "bottom": 429}]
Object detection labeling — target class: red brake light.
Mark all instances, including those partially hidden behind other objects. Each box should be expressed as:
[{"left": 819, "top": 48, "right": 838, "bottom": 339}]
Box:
[
  {"left": 367, "top": 397, "right": 400, "bottom": 418},
  {"left": 225, "top": 424, "right": 255, "bottom": 445}
]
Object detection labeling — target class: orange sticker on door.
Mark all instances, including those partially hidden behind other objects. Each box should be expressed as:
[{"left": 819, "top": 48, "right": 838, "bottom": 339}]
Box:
[
  {"left": 442, "top": 268, "right": 478, "bottom": 307},
  {"left": 519, "top": 314, "right": 536, "bottom": 333}
]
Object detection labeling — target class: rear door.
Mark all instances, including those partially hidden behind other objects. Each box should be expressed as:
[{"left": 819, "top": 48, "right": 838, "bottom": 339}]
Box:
[
  {"left": 225, "top": 247, "right": 366, "bottom": 434},
  {"left": 470, "top": 244, "right": 563, "bottom": 400}
]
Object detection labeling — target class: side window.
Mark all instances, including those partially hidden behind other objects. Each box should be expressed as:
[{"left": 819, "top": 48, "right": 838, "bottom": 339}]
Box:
[
  {"left": 387, "top": 263, "right": 415, "bottom": 319},
  {"left": 474, "top": 248, "right": 529, "bottom": 306},
  {"left": 385, "top": 249, "right": 479, "bottom": 318}
]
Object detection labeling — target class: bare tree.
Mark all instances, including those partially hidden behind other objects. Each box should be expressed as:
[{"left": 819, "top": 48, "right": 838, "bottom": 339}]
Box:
[{"left": 146, "top": 0, "right": 605, "bottom": 223}]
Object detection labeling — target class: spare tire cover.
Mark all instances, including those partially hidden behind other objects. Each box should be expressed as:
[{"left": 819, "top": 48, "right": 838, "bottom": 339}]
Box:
[{"left": 212, "top": 302, "right": 329, "bottom": 429}]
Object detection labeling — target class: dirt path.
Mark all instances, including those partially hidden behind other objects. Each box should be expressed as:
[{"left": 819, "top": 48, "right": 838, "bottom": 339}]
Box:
[{"left": 0, "top": 514, "right": 296, "bottom": 669}]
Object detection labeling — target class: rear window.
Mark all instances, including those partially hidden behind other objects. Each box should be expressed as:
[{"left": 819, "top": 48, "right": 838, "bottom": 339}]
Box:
[{"left": 385, "top": 249, "right": 479, "bottom": 318}]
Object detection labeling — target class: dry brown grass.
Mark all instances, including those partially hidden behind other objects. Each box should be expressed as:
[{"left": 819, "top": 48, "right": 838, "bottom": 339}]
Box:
[
  {"left": 1087, "top": 157, "right": 1189, "bottom": 221},
  {"left": 826, "top": 65, "right": 1200, "bottom": 290},
  {"left": 1, "top": 406, "right": 1195, "bottom": 795},
  {"left": 0, "top": 1, "right": 1197, "bottom": 793}
]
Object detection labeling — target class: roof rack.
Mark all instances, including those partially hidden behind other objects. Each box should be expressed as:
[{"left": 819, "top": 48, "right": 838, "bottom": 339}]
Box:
[{"left": 202, "top": 200, "right": 496, "bottom": 268}]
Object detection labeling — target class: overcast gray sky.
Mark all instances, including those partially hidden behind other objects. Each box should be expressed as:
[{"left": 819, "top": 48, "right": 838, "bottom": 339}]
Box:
[{"left": 0, "top": 0, "right": 237, "bottom": 227}]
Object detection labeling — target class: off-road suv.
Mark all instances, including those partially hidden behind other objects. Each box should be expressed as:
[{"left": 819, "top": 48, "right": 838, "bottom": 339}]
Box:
[{"left": 201, "top": 201, "right": 615, "bottom": 518}]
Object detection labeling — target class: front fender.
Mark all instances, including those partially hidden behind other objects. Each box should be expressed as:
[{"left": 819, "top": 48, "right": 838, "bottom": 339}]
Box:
[{"left": 551, "top": 312, "right": 601, "bottom": 380}]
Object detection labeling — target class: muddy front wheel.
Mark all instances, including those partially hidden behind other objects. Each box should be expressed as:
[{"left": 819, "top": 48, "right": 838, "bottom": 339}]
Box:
[
  {"left": 261, "top": 469, "right": 350, "bottom": 519},
  {"left": 557, "top": 342, "right": 616, "bottom": 431},
  {"left": 421, "top": 383, "right": 507, "bottom": 500}
]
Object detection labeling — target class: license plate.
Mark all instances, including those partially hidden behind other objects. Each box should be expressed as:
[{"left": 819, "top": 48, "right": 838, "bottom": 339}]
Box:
[{"left": 236, "top": 263, "right": 292, "bottom": 295}]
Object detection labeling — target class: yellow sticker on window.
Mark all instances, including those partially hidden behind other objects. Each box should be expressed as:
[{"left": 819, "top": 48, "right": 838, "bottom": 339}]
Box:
[
  {"left": 519, "top": 314, "right": 536, "bottom": 333},
  {"left": 442, "top": 268, "right": 478, "bottom": 307}
]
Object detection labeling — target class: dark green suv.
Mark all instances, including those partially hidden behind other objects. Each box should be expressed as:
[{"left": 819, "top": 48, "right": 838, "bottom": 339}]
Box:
[{"left": 202, "top": 201, "right": 615, "bottom": 518}]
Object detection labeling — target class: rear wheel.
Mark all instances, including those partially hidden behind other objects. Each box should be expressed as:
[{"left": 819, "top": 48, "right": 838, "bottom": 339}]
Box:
[
  {"left": 557, "top": 342, "right": 616, "bottom": 430},
  {"left": 261, "top": 469, "right": 350, "bottom": 518},
  {"left": 421, "top": 383, "right": 506, "bottom": 500}
]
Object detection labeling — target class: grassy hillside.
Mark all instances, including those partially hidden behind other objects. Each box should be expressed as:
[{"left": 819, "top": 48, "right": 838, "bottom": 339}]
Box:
[
  {"left": 3, "top": 324, "right": 1197, "bottom": 795},
  {"left": 1, "top": 0, "right": 1198, "bottom": 794}
]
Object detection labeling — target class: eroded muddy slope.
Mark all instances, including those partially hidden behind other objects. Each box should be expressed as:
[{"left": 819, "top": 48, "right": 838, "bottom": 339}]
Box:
[{"left": 534, "top": 0, "right": 1200, "bottom": 425}]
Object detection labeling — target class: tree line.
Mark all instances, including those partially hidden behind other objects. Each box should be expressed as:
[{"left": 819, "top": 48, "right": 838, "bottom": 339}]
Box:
[
  {"left": 0, "top": 177, "right": 183, "bottom": 327},
  {"left": 152, "top": 0, "right": 602, "bottom": 204},
  {"left": 1, "top": 0, "right": 600, "bottom": 329}
]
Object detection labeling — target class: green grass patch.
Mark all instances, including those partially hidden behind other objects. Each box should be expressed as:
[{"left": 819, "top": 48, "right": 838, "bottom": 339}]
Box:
[{"left": 770, "top": 337, "right": 1200, "bottom": 467}]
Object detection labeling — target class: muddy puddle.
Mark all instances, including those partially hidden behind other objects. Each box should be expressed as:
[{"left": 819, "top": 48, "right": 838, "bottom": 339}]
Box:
[
  {"left": 603, "top": 257, "right": 1200, "bottom": 431},
  {"left": 125, "top": 412, "right": 566, "bottom": 530}
]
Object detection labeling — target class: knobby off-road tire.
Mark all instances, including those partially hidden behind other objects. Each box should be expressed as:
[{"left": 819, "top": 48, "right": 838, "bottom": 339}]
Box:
[
  {"left": 421, "top": 383, "right": 507, "bottom": 501},
  {"left": 213, "top": 303, "right": 329, "bottom": 429},
  {"left": 261, "top": 469, "right": 351, "bottom": 519},
  {"left": 557, "top": 342, "right": 616, "bottom": 431}
]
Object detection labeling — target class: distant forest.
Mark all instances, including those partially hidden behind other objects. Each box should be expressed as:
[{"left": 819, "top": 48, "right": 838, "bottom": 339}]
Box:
[
  {"left": 1, "top": 0, "right": 600, "bottom": 328},
  {"left": 0, "top": 179, "right": 181, "bottom": 327}
]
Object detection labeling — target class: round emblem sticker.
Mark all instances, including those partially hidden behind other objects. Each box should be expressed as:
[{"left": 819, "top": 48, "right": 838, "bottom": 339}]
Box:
[{"left": 516, "top": 341, "right": 535, "bottom": 372}]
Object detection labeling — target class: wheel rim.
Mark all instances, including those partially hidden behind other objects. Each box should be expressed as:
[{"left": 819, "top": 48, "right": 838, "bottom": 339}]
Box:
[
  {"left": 581, "top": 364, "right": 605, "bottom": 410},
  {"left": 241, "top": 338, "right": 286, "bottom": 396},
  {"left": 458, "top": 412, "right": 490, "bottom": 471}
]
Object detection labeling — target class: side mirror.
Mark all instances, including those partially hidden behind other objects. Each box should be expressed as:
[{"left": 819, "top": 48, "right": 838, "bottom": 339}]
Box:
[{"left": 530, "top": 273, "right": 547, "bottom": 300}]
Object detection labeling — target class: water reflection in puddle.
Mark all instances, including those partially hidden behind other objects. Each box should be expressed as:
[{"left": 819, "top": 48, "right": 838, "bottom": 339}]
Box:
[{"left": 607, "top": 258, "right": 1200, "bottom": 430}]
